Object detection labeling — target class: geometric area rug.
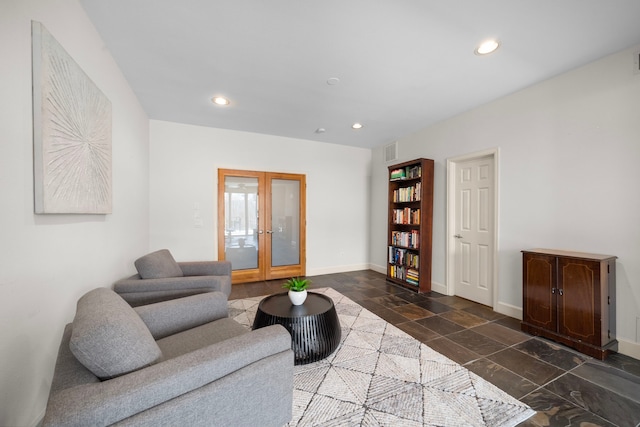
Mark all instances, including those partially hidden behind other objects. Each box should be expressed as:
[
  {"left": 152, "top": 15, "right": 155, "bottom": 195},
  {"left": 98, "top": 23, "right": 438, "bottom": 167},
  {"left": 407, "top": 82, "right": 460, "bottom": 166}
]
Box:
[{"left": 229, "top": 288, "right": 536, "bottom": 427}]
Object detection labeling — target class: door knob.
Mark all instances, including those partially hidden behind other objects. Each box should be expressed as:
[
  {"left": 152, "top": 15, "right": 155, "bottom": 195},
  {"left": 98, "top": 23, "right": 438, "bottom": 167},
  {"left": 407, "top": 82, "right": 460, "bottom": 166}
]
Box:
[{"left": 454, "top": 234, "right": 463, "bottom": 239}]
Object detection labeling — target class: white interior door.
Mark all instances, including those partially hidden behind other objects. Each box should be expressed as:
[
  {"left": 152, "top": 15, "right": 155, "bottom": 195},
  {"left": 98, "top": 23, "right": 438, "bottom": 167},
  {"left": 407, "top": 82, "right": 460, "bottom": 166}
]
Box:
[{"left": 449, "top": 153, "right": 496, "bottom": 306}]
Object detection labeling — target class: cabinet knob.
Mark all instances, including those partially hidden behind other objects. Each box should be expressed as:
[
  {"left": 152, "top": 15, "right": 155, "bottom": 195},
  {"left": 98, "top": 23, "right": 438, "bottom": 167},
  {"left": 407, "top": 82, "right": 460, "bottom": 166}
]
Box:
[
  {"left": 558, "top": 289, "right": 563, "bottom": 296},
  {"left": 453, "top": 234, "right": 463, "bottom": 239}
]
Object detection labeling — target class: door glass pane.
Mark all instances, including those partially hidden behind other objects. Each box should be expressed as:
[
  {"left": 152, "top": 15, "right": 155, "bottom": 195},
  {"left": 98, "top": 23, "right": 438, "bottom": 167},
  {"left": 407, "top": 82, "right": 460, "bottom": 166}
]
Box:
[
  {"left": 224, "top": 176, "right": 258, "bottom": 270},
  {"left": 271, "top": 179, "right": 300, "bottom": 267}
]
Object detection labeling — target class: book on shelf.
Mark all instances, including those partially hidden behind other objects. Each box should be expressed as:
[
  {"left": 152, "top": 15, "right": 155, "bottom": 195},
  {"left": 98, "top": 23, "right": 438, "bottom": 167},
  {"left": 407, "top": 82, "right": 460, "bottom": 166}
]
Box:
[
  {"left": 392, "top": 182, "right": 422, "bottom": 203},
  {"left": 390, "top": 230, "right": 420, "bottom": 249},
  {"left": 390, "top": 165, "right": 422, "bottom": 181},
  {"left": 392, "top": 208, "right": 421, "bottom": 225}
]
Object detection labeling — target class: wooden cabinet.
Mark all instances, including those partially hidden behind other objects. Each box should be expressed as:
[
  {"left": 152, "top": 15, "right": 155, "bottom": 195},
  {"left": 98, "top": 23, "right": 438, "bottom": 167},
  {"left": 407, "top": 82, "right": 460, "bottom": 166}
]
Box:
[
  {"left": 387, "top": 158, "right": 434, "bottom": 293},
  {"left": 521, "top": 249, "right": 617, "bottom": 360}
]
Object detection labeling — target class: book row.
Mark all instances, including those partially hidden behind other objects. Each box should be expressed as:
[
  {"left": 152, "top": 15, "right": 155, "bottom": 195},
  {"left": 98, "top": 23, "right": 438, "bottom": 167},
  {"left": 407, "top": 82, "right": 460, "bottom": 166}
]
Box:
[
  {"left": 391, "top": 207, "right": 421, "bottom": 225},
  {"left": 388, "top": 264, "right": 420, "bottom": 286},
  {"left": 391, "top": 230, "right": 420, "bottom": 249},
  {"left": 392, "top": 182, "right": 422, "bottom": 203},
  {"left": 390, "top": 165, "right": 422, "bottom": 181},
  {"left": 388, "top": 246, "right": 420, "bottom": 268}
]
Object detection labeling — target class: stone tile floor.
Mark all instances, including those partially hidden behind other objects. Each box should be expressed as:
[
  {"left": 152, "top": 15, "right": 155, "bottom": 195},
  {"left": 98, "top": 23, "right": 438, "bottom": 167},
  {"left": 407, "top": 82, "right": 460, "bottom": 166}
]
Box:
[
  {"left": 229, "top": 270, "right": 640, "bottom": 427},
  {"left": 230, "top": 270, "right": 640, "bottom": 427}
]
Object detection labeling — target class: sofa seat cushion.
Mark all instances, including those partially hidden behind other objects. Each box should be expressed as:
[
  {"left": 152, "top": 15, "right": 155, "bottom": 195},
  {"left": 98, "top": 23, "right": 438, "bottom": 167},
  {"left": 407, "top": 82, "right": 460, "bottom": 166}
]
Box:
[
  {"left": 156, "top": 318, "right": 248, "bottom": 360},
  {"left": 69, "top": 288, "right": 162, "bottom": 379},
  {"left": 135, "top": 249, "right": 184, "bottom": 279}
]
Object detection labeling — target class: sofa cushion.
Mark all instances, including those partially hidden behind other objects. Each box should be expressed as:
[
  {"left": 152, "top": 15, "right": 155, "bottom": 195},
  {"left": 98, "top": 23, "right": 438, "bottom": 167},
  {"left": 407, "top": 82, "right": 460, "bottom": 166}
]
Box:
[
  {"left": 69, "top": 288, "right": 162, "bottom": 379},
  {"left": 134, "top": 249, "right": 184, "bottom": 279}
]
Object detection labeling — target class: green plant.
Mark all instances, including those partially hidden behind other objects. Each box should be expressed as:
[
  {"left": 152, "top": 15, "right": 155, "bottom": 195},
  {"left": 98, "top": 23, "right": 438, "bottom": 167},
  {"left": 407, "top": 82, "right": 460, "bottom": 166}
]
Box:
[{"left": 282, "top": 277, "right": 310, "bottom": 292}]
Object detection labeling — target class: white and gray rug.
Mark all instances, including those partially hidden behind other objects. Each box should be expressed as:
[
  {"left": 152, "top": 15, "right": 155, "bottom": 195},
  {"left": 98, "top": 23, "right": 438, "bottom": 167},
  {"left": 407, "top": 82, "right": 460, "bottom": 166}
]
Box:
[{"left": 229, "top": 288, "right": 536, "bottom": 427}]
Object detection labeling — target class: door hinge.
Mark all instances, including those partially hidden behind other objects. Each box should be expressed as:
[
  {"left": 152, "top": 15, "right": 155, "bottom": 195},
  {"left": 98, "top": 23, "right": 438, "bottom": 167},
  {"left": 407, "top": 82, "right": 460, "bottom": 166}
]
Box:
[
  {"left": 608, "top": 296, "right": 610, "bottom": 305},
  {"left": 608, "top": 329, "right": 611, "bottom": 339}
]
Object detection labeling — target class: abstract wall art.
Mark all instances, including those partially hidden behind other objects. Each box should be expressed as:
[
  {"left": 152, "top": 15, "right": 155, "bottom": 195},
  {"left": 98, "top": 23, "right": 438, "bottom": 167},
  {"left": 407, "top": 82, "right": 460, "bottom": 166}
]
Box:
[{"left": 32, "top": 21, "right": 112, "bottom": 214}]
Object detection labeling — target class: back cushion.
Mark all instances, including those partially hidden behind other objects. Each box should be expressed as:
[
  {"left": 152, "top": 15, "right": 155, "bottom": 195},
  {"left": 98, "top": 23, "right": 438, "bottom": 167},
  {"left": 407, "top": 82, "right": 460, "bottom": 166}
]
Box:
[
  {"left": 70, "top": 288, "right": 162, "bottom": 379},
  {"left": 134, "top": 249, "right": 184, "bottom": 279}
]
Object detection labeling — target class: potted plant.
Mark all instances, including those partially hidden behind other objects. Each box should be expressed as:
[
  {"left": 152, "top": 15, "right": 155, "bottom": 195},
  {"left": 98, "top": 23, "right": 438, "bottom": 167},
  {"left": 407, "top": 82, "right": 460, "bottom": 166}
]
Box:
[{"left": 283, "top": 277, "right": 310, "bottom": 305}]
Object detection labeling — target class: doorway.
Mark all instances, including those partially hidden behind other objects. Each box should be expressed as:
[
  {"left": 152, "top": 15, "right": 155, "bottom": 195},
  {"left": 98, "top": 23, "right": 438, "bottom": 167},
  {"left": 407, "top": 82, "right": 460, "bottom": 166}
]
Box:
[
  {"left": 446, "top": 149, "right": 499, "bottom": 307},
  {"left": 217, "top": 169, "right": 306, "bottom": 284}
]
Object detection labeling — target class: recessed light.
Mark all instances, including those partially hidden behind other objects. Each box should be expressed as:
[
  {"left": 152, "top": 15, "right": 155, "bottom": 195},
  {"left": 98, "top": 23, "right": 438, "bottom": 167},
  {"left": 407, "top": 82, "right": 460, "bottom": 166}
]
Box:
[
  {"left": 315, "top": 128, "right": 326, "bottom": 133},
  {"left": 211, "top": 96, "right": 230, "bottom": 106},
  {"left": 352, "top": 123, "right": 363, "bottom": 129},
  {"left": 327, "top": 77, "right": 340, "bottom": 85},
  {"left": 475, "top": 39, "right": 500, "bottom": 55}
]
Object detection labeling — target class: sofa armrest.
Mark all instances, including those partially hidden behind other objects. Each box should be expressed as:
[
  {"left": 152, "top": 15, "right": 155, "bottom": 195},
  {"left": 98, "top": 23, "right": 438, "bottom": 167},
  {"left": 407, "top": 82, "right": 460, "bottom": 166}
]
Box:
[
  {"left": 114, "top": 275, "right": 226, "bottom": 293},
  {"left": 43, "top": 325, "right": 292, "bottom": 427},
  {"left": 134, "top": 292, "right": 229, "bottom": 340},
  {"left": 179, "top": 260, "right": 231, "bottom": 277}
]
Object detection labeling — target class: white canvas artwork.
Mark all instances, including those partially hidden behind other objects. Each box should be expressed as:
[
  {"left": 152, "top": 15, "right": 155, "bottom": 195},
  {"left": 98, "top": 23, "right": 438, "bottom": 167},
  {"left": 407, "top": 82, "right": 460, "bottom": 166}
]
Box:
[{"left": 32, "top": 21, "right": 112, "bottom": 214}]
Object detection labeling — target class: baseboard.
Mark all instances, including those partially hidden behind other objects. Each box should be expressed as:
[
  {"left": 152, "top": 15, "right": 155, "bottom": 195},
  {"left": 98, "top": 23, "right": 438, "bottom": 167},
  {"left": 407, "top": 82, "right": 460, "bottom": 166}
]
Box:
[
  {"left": 494, "top": 300, "right": 523, "bottom": 320},
  {"left": 369, "top": 263, "right": 386, "bottom": 275},
  {"left": 618, "top": 338, "right": 640, "bottom": 360},
  {"left": 307, "top": 264, "right": 371, "bottom": 276},
  {"left": 31, "top": 409, "right": 44, "bottom": 427},
  {"left": 431, "top": 280, "right": 447, "bottom": 295}
]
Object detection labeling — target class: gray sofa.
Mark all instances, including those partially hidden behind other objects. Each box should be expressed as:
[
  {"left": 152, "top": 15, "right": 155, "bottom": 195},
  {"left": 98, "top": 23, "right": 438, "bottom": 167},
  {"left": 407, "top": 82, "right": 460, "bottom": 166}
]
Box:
[
  {"left": 43, "top": 288, "right": 293, "bottom": 427},
  {"left": 113, "top": 249, "right": 232, "bottom": 306}
]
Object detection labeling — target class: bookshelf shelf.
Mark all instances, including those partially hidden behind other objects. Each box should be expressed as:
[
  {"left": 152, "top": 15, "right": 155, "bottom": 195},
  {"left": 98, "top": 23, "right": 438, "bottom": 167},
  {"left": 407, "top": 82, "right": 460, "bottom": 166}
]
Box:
[{"left": 387, "top": 158, "right": 434, "bottom": 293}]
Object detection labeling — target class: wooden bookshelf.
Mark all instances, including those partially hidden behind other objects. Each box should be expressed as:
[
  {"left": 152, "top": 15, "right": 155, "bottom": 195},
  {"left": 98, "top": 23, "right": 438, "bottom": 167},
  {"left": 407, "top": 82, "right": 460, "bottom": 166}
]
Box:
[{"left": 387, "top": 158, "right": 434, "bottom": 293}]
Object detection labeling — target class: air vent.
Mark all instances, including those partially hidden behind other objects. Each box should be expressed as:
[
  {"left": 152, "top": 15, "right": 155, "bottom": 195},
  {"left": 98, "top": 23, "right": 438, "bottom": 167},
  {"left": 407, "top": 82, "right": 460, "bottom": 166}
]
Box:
[{"left": 384, "top": 141, "right": 398, "bottom": 162}]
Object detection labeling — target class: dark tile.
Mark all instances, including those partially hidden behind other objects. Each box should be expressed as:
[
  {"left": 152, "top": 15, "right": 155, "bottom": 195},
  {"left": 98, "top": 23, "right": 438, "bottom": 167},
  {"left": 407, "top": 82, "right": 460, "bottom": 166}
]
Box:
[
  {"left": 488, "top": 348, "right": 565, "bottom": 386},
  {"left": 544, "top": 372, "right": 640, "bottom": 427},
  {"left": 434, "top": 295, "right": 477, "bottom": 309},
  {"left": 341, "top": 286, "right": 388, "bottom": 300},
  {"left": 369, "top": 294, "right": 410, "bottom": 308},
  {"left": 606, "top": 352, "right": 640, "bottom": 377},
  {"left": 357, "top": 298, "right": 386, "bottom": 315},
  {"left": 425, "top": 337, "right": 481, "bottom": 365},
  {"left": 414, "top": 299, "right": 454, "bottom": 314},
  {"left": 391, "top": 303, "right": 433, "bottom": 320},
  {"left": 439, "top": 310, "right": 487, "bottom": 328},
  {"left": 495, "top": 315, "right": 523, "bottom": 331},
  {"left": 571, "top": 361, "right": 640, "bottom": 404},
  {"left": 462, "top": 303, "right": 506, "bottom": 321},
  {"left": 447, "top": 329, "right": 507, "bottom": 356},
  {"left": 416, "top": 315, "right": 464, "bottom": 335},
  {"left": 395, "top": 321, "right": 440, "bottom": 343},
  {"left": 520, "top": 388, "right": 616, "bottom": 427},
  {"left": 471, "top": 322, "right": 530, "bottom": 346},
  {"left": 465, "top": 358, "right": 538, "bottom": 399},
  {"left": 372, "top": 307, "right": 412, "bottom": 325},
  {"left": 394, "top": 291, "right": 430, "bottom": 304},
  {"left": 514, "top": 338, "right": 587, "bottom": 371},
  {"left": 420, "top": 290, "right": 447, "bottom": 299}
]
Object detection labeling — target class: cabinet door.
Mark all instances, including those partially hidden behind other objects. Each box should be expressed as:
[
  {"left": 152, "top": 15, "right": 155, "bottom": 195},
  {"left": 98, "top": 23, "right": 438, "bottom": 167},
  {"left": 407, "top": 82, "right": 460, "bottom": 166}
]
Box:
[
  {"left": 558, "top": 258, "right": 600, "bottom": 346},
  {"left": 523, "top": 253, "right": 556, "bottom": 331}
]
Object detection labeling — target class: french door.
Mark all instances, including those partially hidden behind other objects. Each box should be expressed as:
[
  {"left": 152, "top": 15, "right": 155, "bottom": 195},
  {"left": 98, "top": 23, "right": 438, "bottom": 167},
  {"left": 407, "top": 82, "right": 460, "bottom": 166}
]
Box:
[{"left": 217, "top": 169, "right": 306, "bottom": 284}]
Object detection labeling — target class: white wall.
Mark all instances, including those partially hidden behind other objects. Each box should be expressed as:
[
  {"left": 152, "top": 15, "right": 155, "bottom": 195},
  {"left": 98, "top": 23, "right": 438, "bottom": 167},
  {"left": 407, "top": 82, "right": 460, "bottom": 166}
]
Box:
[
  {"left": 149, "top": 120, "right": 372, "bottom": 275},
  {"left": 0, "top": 1, "right": 150, "bottom": 425},
  {"left": 370, "top": 44, "right": 640, "bottom": 358}
]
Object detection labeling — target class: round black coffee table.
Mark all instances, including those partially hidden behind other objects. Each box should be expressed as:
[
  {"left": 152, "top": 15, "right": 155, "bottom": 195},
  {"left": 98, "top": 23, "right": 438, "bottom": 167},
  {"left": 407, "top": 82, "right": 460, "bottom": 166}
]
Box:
[{"left": 252, "top": 292, "right": 341, "bottom": 365}]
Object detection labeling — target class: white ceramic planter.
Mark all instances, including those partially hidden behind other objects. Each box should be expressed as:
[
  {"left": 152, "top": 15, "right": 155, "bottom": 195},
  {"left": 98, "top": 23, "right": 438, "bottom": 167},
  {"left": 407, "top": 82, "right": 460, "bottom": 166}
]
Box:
[{"left": 288, "top": 289, "right": 307, "bottom": 306}]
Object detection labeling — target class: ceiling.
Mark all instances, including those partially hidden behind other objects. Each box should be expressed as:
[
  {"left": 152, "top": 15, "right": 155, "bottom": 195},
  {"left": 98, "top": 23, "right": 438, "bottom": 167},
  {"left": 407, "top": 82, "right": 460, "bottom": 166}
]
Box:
[{"left": 80, "top": 0, "right": 640, "bottom": 149}]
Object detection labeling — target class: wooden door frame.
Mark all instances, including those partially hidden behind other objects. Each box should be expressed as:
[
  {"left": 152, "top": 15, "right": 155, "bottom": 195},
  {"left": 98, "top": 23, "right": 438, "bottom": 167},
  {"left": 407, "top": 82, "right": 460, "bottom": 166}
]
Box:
[
  {"left": 217, "top": 169, "right": 306, "bottom": 284},
  {"left": 445, "top": 148, "right": 500, "bottom": 308}
]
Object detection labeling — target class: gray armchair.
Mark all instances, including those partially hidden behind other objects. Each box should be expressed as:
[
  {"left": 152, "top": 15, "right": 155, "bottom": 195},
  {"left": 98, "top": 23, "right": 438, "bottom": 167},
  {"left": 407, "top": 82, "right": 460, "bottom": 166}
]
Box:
[
  {"left": 43, "top": 288, "right": 293, "bottom": 427},
  {"left": 113, "top": 249, "right": 232, "bottom": 306}
]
